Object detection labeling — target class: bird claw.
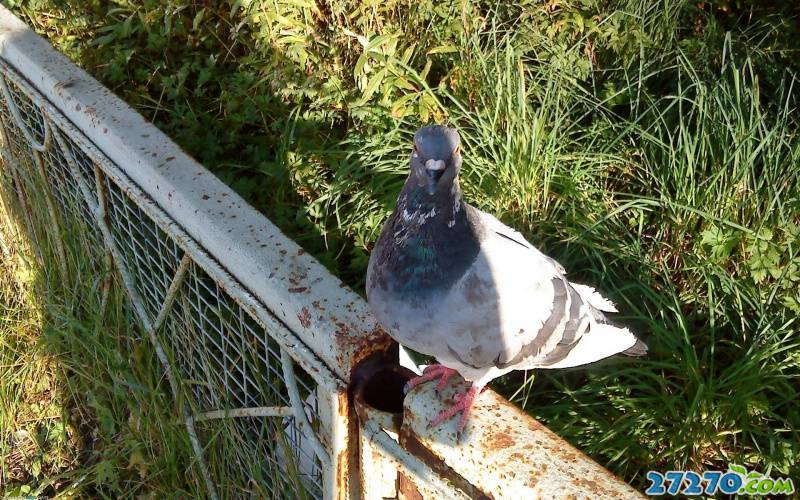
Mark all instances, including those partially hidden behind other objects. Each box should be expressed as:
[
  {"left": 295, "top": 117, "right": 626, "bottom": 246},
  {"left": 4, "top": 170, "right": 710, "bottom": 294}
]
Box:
[
  {"left": 426, "top": 384, "right": 482, "bottom": 441},
  {"left": 404, "top": 366, "right": 483, "bottom": 441},
  {"left": 404, "top": 364, "right": 458, "bottom": 395},
  {"left": 434, "top": 373, "right": 453, "bottom": 394}
]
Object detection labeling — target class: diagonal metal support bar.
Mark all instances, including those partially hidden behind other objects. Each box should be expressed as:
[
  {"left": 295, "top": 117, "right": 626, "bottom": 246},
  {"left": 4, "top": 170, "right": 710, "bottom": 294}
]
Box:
[
  {"left": 91, "top": 177, "right": 220, "bottom": 500},
  {"left": 363, "top": 422, "right": 470, "bottom": 499},
  {"left": 88, "top": 199, "right": 220, "bottom": 500},
  {"left": 0, "top": 75, "right": 50, "bottom": 152},
  {"left": 281, "top": 347, "right": 332, "bottom": 471},
  {"left": 152, "top": 252, "right": 192, "bottom": 332}
]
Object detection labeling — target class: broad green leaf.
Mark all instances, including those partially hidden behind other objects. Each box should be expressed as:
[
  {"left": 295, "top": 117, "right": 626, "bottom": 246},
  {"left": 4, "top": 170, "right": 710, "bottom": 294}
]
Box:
[
  {"left": 401, "top": 44, "right": 416, "bottom": 64},
  {"left": 361, "top": 68, "right": 387, "bottom": 101},
  {"left": 420, "top": 59, "right": 432, "bottom": 80},
  {"left": 354, "top": 53, "right": 369, "bottom": 80},
  {"left": 392, "top": 77, "right": 417, "bottom": 91},
  {"left": 366, "top": 33, "right": 397, "bottom": 53},
  {"left": 391, "top": 92, "right": 418, "bottom": 117},
  {"left": 342, "top": 28, "right": 369, "bottom": 48},
  {"left": 193, "top": 8, "right": 206, "bottom": 31}
]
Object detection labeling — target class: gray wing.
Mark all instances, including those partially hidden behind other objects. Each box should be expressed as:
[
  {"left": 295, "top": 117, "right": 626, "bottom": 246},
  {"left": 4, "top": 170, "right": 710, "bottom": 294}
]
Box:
[
  {"left": 495, "top": 277, "right": 593, "bottom": 368},
  {"left": 487, "top": 217, "right": 566, "bottom": 274},
  {"left": 476, "top": 212, "right": 603, "bottom": 369}
]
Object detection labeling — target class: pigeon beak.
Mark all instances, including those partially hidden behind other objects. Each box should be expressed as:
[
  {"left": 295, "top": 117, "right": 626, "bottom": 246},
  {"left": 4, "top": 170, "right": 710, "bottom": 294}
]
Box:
[{"left": 424, "top": 159, "right": 446, "bottom": 195}]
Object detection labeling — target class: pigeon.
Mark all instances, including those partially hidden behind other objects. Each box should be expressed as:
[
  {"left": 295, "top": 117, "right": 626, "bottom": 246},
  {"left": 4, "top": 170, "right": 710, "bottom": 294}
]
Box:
[{"left": 366, "top": 125, "right": 647, "bottom": 436}]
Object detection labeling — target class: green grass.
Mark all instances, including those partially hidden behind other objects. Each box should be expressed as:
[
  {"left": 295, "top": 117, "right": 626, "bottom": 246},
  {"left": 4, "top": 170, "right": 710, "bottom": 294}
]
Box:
[
  {"left": 4, "top": 0, "right": 800, "bottom": 493},
  {"left": 0, "top": 118, "right": 314, "bottom": 498},
  {"left": 0, "top": 156, "right": 208, "bottom": 495}
]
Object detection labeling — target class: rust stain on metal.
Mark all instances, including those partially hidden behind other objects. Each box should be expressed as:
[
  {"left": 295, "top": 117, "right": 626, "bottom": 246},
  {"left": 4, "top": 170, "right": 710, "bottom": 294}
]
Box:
[
  {"left": 334, "top": 322, "right": 350, "bottom": 337},
  {"left": 288, "top": 270, "right": 307, "bottom": 285},
  {"left": 401, "top": 382, "right": 643, "bottom": 498},
  {"left": 339, "top": 324, "right": 394, "bottom": 370},
  {"left": 487, "top": 432, "right": 515, "bottom": 451},
  {"left": 334, "top": 393, "right": 348, "bottom": 499},
  {"left": 297, "top": 307, "right": 311, "bottom": 328},
  {"left": 571, "top": 476, "right": 623, "bottom": 498},
  {"left": 399, "top": 426, "right": 492, "bottom": 500},
  {"left": 525, "top": 462, "right": 548, "bottom": 488},
  {"left": 398, "top": 472, "right": 424, "bottom": 500},
  {"left": 336, "top": 390, "right": 358, "bottom": 500},
  {"left": 336, "top": 448, "right": 349, "bottom": 500},
  {"left": 561, "top": 451, "right": 578, "bottom": 462}
]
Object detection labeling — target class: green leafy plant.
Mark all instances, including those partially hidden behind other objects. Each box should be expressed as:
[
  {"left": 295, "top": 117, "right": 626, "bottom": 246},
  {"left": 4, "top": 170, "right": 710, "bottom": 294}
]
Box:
[{"left": 6, "top": 0, "right": 800, "bottom": 492}]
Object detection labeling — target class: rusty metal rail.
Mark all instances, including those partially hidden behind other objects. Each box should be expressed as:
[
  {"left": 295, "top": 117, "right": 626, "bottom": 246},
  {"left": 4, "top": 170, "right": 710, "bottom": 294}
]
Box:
[
  {"left": 352, "top": 364, "right": 642, "bottom": 499},
  {"left": 0, "top": 6, "right": 642, "bottom": 498}
]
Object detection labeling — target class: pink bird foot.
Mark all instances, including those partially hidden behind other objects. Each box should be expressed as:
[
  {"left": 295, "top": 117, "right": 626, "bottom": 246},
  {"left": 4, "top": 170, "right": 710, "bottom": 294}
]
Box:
[
  {"left": 403, "top": 364, "right": 458, "bottom": 395},
  {"left": 429, "top": 384, "right": 483, "bottom": 439}
]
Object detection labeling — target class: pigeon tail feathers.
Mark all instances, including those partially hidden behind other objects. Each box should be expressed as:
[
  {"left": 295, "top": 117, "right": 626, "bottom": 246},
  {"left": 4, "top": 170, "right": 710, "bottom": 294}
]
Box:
[
  {"left": 536, "top": 323, "right": 639, "bottom": 369},
  {"left": 570, "top": 283, "right": 618, "bottom": 312},
  {"left": 621, "top": 338, "right": 648, "bottom": 357}
]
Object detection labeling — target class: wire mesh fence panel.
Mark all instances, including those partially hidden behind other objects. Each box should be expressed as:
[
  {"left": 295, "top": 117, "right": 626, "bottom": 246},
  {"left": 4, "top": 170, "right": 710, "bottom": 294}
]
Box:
[
  {"left": 156, "top": 259, "right": 327, "bottom": 499},
  {"left": 147, "top": 232, "right": 328, "bottom": 499},
  {"left": 0, "top": 51, "right": 340, "bottom": 500},
  {"left": 0, "top": 72, "right": 46, "bottom": 145},
  {"left": 0, "top": 82, "right": 35, "bottom": 178},
  {"left": 196, "top": 415, "right": 322, "bottom": 499},
  {"left": 41, "top": 132, "right": 90, "bottom": 220},
  {"left": 53, "top": 128, "right": 99, "bottom": 205},
  {"left": 102, "top": 173, "right": 185, "bottom": 323},
  {"left": 0, "top": 75, "right": 97, "bottom": 243}
]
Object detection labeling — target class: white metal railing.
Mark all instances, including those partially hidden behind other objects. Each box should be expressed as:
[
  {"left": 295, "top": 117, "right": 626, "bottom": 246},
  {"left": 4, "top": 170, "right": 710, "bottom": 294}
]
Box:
[{"left": 0, "top": 6, "right": 642, "bottom": 499}]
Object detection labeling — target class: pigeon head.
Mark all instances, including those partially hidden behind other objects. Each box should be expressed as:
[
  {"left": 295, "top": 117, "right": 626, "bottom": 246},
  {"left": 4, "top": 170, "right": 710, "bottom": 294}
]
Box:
[{"left": 411, "top": 125, "right": 462, "bottom": 195}]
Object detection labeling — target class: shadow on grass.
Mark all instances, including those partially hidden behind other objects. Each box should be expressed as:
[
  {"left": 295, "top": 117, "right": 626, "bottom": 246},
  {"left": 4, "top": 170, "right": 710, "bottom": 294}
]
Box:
[
  {"left": 0, "top": 135, "right": 207, "bottom": 495},
  {"left": 0, "top": 113, "right": 321, "bottom": 497}
]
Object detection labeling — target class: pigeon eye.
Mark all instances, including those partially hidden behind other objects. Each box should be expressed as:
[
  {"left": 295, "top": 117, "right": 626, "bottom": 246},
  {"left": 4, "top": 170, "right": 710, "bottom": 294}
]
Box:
[
  {"left": 412, "top": 142, "right": 420, "bottom": 157},
  {"left": 453, "top": 145, "right": 460, "bottom": 156}
]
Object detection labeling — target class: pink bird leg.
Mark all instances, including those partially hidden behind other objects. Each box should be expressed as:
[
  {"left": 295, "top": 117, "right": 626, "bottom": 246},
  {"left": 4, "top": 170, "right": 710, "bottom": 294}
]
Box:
[
  {"left": 404, "top": 364, "right": 485, "bottom": 438},
  {"left": 403, "top": 364, "right": 458, "bottom": 394},
  {"left": 430, "top": 384, "right": 482, "bottom": 437}
]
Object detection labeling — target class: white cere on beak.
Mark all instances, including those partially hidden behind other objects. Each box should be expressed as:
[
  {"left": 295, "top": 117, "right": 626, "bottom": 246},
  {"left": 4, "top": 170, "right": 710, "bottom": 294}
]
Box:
[{"left": 425, "top": 159, "right": 446, "bottom": 171}]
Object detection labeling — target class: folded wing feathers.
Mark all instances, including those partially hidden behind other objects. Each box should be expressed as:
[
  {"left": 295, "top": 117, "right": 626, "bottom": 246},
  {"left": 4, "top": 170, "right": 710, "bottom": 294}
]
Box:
[
  {"left": 570, "top": 283, "right": 618, "bottom": 313},
  {"left": 539, "top": 323, "right": 638, "bottom": 369},
  {"left": 482, "top": 211, "right": 644, "bottom": 370}
]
